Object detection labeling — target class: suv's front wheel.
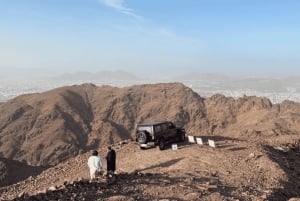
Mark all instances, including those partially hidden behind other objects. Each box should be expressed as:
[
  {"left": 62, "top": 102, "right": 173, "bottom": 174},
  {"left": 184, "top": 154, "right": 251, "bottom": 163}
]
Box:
[{"left": 157, "top": 138, "right": 165, "bottom": 150}]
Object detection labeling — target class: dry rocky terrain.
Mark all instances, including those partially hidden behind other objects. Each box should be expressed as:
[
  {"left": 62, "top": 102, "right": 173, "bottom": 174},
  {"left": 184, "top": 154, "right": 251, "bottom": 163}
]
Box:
[{"left": 0, "top": 82, "right": 300, "bottom": 200}]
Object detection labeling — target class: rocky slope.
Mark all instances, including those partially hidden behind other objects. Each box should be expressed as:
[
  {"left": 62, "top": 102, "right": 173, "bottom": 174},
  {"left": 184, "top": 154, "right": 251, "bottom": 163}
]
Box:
[
  {"left": 0, "top": 82, "right": 300, "bottom": 200},
  {"left": 0, "top": 82, "right": 204, "bottom": 166},
  {"left": 0, "top": 139, "right": 299, "bottom": 201}
]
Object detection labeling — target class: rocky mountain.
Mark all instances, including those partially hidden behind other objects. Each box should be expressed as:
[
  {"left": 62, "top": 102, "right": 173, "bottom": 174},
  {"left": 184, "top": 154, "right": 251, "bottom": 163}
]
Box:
[
  {"left": 0, "top": 83, "right": 203, "bottom": 166},
  {"left": 0, "top": 82, "right": 300, "bottom": 200},
  {"left": 1, "top": 82, "right": 300, "bottom": 167}
]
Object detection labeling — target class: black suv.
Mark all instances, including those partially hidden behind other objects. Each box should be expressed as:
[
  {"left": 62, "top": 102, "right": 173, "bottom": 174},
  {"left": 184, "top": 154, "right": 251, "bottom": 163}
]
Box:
[{"left": 135, "top": 121, "right": 186, "bottom": 150}]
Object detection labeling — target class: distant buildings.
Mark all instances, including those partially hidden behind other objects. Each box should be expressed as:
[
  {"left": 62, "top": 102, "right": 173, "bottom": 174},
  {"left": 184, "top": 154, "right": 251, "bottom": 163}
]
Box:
[{"left": 1, "top": 78, "right": 300, "bottom": 104}]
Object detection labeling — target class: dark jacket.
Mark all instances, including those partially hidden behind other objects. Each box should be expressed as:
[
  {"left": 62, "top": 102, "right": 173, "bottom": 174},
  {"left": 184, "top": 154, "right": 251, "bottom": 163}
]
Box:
[{"left": 106, "top": 149, "right": 116, "bottom": 172}]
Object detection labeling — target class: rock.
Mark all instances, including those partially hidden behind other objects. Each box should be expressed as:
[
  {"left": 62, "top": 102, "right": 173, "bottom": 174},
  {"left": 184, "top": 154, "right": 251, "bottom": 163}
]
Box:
[
  {"left": 106, "top": 195, "right": 135, "bottom": 201},
  {"left": 184, "top": 192, "right": 201, "bottom": 200},
  {"left": 48, "top": 186, "right": 57, "bottom": 191},
  {"left": 18, "top": 191, "right": 25, "bottom": 198},
  {"left": 209, "top": 178, "right": 219, "bottom": 185},
  {"left": 211, "top": 171, "right": 218, "bottom": 177},
  {"left": 249, "top": 152, "right": 255, "bottom": 158},
  {"left": 37, "top": 189, "right": 47, "bottom": 194},
  {"left": 289, "top": 198, "right": 300, "bottom": 201}
]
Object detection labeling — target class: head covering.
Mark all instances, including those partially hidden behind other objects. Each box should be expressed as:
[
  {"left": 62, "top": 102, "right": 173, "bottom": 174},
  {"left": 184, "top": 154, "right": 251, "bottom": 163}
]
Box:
[{"left": 92, "top": 150, "right": 98, "bottom": 156}]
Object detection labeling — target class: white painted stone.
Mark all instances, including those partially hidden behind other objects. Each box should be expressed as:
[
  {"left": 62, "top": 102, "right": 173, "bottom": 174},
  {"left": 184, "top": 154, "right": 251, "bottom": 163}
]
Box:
[
  {"left": 48, "top": 186, "right": 57, "bottom": 191},
  {"left": 172, "top": 144, "right": 178, "bottom": 150},
  {"left": 208, "top": 139, "right": 216, "bottom": 148},
  {"left": 188, "top": 136, "right": 195, "bottom": 143},
  {"left": 196, "top": 137, "right": 203, "bottom": 145}
]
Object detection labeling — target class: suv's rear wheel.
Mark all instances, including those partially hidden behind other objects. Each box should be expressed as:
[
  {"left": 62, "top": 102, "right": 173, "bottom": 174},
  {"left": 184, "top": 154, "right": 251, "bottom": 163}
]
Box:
[
  {"left": 137, "top": 131, "right": 147, "bottom": 144},
  {"left": 158, "top": 138, "right": 165, "bottom": 150}
]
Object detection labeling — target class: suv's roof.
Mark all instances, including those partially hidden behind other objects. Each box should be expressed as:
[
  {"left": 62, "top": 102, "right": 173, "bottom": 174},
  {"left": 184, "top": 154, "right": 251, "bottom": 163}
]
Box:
[{"left": 137, "top": 121, "right": 170, "bottom": 127}]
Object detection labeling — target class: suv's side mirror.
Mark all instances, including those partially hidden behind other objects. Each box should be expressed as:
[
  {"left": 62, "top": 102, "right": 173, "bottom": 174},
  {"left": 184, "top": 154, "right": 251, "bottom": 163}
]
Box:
[{"left": 168, "top": 123, "right": 175, "bottom": 129}]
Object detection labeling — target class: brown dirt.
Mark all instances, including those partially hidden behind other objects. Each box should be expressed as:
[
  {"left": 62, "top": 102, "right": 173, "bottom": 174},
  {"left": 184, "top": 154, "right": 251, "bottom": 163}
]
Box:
[
  {"left": 0, "top": 137, "right": 300, "bottom": 201},
  {"left": 0, "top": 83, "right": 300, "bottom": 200}
]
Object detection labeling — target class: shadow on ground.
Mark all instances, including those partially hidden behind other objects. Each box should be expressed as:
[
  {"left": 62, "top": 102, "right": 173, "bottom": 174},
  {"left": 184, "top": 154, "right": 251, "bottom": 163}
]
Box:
[
  {"left": 11, "top": 171, "right": 242, "bottom": 201},
  {"left": 0, "top": 157, "right": 47, "bottom": 188},
  {"left": 137, "top": 158, "right": 184, "bottom": 172},
  {"left": 264, "top": 142, "right": 300, "bottom": 201}
]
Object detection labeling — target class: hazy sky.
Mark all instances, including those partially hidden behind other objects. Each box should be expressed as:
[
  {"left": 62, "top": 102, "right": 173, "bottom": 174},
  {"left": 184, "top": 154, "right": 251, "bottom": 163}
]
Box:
[{"left": 0, "top": 0, "right": 299, "bottom": 77}]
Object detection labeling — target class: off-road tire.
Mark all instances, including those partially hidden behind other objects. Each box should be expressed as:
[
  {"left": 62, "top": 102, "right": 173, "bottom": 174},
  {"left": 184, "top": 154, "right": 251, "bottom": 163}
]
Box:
[
  {"left": 158, "top": 138, "right": 165, "bottom": 150},
  {"left": 137, "top": 131, "right": 148, "bottom": 144}
]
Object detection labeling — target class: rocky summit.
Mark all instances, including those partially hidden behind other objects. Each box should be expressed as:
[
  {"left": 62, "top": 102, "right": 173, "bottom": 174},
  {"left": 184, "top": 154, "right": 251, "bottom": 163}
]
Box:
[{"left": 0, "top": 82, "right": 300, "bottom": 200}]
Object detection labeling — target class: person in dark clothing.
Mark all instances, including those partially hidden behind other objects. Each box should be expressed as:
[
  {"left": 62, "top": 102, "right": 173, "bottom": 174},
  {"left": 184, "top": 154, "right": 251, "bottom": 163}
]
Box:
[{"left": 106, "top": 146, "right": 116, "bottom": 174}]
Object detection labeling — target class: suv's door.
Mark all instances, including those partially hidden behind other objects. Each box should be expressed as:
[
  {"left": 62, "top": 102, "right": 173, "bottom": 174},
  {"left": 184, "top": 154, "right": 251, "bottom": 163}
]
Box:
[
  {"left": 153, "top": 124, "right": 163, "bottom": 139},
  {"left": 160, "top": 123, "right": 168, "bottom": 138},
  {"left": 167, "top": 122, "right": 177, "bottom": 138}
]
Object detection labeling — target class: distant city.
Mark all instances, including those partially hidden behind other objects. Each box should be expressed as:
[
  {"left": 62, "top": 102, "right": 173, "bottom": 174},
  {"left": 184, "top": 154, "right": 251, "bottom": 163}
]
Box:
[{"left": 1, "top": 71, "right": 300, "bottom": 104}]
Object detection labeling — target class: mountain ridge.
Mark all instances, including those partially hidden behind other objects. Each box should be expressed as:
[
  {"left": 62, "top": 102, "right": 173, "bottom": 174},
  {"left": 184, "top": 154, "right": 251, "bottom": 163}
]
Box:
[
  {"left": 0, "top": 82, "right": 300, "bottom": 166},
  {"left": 0, "top": 82, "right": 300, "bottom": 200}
]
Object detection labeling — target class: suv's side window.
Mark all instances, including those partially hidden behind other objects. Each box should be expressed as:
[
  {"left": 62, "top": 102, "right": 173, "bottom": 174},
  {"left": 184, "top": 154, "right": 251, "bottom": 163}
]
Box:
[
  {"left": 161, "top": 124, "right": 168, "bottom": 131},
  {"left": 154, "top": 125, "right": 161, "bottom": 133},
  {"left": 138, "top": 126, "right": 151, "bottom": 133}
]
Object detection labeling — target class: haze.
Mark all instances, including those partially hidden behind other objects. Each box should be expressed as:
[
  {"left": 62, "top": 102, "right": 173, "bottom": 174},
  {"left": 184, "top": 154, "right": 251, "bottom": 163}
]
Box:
[{"left": 0, "top": 0, "right": 300, "bottom": 78}]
